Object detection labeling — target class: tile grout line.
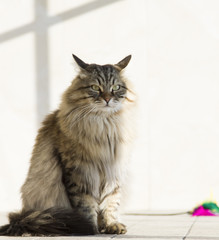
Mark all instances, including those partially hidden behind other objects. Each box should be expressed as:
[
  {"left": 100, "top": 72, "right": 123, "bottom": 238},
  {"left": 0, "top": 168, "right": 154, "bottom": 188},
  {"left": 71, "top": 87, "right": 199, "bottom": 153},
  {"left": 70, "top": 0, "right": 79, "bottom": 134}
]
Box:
[{"left": 182, "top": 217, "right": 197, "bottom": 240}]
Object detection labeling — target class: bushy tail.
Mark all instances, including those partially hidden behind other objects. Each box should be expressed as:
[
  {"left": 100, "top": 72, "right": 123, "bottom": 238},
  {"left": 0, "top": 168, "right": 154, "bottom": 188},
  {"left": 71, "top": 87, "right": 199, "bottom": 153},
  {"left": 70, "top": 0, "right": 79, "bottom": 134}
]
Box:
[{"left": 0, "top": 207, "right": 97, "bottom": 236}]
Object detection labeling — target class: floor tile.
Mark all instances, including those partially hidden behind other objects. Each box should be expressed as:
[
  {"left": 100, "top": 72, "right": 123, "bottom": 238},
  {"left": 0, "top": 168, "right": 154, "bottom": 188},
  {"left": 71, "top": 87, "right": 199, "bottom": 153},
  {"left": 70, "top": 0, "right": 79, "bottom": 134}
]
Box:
[
  {"left": 0, "top": 213, "right": 218, "bottom": 239},
  {"left": 187, "top": 218, "right": 219, "bottom": 238}
]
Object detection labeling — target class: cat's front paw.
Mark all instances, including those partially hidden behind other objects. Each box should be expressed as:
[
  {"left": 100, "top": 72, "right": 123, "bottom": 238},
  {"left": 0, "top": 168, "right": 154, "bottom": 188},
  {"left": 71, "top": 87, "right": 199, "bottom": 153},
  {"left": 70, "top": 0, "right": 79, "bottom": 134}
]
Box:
[{"left": 101, "top": 222, "right": 127, "bottom": 234}]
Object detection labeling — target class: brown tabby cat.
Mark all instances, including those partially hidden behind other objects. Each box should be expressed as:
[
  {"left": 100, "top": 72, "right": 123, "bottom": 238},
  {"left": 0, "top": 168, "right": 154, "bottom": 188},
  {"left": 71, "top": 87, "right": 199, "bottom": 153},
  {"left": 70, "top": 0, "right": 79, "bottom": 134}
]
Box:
[{"left": 0, "top": 54, "right": 135, "bottom": 236}]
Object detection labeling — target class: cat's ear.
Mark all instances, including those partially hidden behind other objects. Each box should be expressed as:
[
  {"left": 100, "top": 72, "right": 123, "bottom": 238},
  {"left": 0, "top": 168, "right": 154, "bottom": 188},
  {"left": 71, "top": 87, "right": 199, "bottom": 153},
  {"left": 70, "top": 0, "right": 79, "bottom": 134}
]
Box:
[
  {"left": 72, "top": 54, "right": 89, "bottom": 70},
  {"left": 115, "top": 55, "right": 131, "bottom": 71}
]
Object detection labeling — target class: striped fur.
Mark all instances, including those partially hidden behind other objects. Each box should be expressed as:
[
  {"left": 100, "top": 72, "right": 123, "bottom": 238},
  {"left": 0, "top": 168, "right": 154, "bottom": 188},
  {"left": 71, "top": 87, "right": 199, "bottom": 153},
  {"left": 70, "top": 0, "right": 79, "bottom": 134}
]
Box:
[{"left": 0, "top": 55, "right": 135, "bottom": 236}]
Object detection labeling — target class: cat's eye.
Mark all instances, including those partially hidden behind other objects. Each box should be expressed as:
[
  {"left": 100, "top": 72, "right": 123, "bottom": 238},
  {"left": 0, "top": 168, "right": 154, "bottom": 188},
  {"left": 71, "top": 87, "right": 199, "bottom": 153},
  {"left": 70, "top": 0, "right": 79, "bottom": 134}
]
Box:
[
  {"left": 112, "top": 85, "right": 120, "bottom": 91},
  {"left": 91, "top": 85, "right": 100, "bottom": 91}
]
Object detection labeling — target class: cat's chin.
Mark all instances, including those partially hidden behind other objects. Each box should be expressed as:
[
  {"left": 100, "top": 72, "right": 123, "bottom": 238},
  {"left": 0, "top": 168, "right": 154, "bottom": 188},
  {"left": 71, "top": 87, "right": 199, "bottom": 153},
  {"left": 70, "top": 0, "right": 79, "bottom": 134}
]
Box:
[
  {"left": 93, "top": 101, "right": 122, "bottom": 114},
  {"left": 103, "top": 106, "right": 114, "bottom": 112},
  {"left": 98, "top": 105, "right": 122, "bottom": 114}
]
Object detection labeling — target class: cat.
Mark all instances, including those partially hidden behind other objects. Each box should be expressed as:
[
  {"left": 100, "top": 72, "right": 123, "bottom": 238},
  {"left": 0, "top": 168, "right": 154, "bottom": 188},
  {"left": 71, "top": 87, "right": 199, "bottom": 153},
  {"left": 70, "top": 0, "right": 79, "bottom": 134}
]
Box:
[{"left": 0, "top": 54, "right": 135, "bottom": 236}]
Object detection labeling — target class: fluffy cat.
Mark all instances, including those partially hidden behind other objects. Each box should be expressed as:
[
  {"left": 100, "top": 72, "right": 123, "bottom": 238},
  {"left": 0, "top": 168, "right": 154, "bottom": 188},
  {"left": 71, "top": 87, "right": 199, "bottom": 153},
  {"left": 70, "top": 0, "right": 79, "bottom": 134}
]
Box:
[{"left": 0, "top": 54, "right": 135, "bottom": 236}]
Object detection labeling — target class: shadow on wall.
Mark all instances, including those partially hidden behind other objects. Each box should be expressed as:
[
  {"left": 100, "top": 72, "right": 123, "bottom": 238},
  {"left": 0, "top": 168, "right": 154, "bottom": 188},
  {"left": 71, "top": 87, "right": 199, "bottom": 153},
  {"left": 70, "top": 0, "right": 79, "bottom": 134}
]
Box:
[{"left": 0, "top": 0, "right": 122, "bottom": 126}]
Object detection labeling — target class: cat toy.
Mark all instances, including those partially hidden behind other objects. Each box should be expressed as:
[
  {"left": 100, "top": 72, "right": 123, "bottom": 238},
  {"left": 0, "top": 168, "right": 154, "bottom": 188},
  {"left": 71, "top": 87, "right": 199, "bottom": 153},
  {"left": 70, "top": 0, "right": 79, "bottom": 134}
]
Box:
[
  {"left": 126, "top": 201, "right": 219, "bottom": 217},
  {"left": 192, "top": 201, "right": 219, "bottom": 216}
]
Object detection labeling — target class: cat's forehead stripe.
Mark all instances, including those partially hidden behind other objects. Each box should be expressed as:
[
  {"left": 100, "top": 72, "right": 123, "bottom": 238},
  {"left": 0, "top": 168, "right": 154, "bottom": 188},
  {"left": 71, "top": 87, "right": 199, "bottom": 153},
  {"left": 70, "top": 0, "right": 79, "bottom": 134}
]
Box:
[{"left": 95, "top": 65, "right": 117, "bottom": 84}]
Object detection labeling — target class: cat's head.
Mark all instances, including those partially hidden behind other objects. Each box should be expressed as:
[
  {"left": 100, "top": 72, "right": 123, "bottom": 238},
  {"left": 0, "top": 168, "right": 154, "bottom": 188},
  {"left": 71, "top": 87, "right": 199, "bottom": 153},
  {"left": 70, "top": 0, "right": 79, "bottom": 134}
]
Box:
[{"left": 64, "top": 54, "right": 133, "bottom": 114}]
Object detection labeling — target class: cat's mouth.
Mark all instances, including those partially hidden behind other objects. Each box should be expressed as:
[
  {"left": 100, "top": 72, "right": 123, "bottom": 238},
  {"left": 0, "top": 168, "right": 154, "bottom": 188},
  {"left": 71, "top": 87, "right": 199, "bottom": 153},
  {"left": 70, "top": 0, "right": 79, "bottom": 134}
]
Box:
[
  {"left": 104, "top": 101, "right": 114, "bottom": 108},
  {"left": 94, "top": 99, "right": 121, "bottom": 112},
  {"left": 101, "top": 102, "right": 121, "bottom": 113}
]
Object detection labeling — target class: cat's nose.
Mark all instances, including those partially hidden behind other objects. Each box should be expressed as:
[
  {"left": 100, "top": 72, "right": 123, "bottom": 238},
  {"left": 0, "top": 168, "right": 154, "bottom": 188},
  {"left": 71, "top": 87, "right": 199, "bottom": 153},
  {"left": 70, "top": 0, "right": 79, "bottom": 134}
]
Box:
[{"left": 104, "top": 97, "right": 111, "bottom": 104}]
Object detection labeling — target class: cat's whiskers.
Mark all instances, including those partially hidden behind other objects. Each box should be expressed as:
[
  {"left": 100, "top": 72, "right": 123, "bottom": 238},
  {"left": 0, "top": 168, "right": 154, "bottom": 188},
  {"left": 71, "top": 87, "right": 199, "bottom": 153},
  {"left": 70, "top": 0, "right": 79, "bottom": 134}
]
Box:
[
  {"left": 69, "top": 105, "right": 97, "bottom": 131},
  {"left": 67, "top": 107, "right": 91, "bottom": 128},
  {"left": 65, "top": 104, "right": 91, "bottom": 122}
]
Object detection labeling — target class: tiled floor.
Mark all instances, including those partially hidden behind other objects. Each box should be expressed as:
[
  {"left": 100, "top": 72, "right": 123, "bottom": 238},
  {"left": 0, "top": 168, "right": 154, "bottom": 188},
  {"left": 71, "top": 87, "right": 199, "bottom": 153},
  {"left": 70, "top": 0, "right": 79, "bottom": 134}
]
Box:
[{"left": 0, "top": 213, "right": 219, "bottom": 239}]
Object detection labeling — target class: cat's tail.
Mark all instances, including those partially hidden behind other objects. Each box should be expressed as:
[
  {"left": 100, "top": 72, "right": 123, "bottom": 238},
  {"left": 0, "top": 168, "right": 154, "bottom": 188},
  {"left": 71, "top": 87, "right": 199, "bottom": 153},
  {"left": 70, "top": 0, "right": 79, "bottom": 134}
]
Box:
[{"left": 0, "top": 207, "right": 97, "bottom": 236}]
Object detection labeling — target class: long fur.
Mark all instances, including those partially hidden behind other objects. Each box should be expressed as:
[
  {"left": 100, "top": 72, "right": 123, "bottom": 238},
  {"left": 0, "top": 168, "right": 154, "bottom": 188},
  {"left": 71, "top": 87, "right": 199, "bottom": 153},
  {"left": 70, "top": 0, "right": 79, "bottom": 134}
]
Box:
[
  {"left": 0, "top": 208, "right": 96, "bottom": 236},
  {"left": 0, "top": 55, "right": 135, "bottom": 236}
]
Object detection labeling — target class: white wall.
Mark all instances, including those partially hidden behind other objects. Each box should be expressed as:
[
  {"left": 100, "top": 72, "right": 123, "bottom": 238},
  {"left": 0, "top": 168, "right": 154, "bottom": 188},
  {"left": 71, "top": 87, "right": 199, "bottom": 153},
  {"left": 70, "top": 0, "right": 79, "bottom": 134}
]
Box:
[{"left": 0, "top": 0, "right": 219, "bottom": 212}]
